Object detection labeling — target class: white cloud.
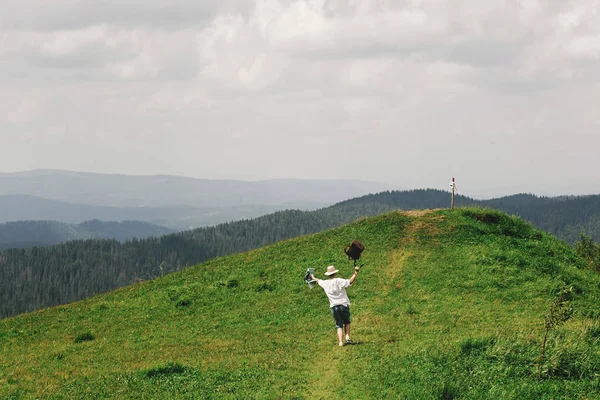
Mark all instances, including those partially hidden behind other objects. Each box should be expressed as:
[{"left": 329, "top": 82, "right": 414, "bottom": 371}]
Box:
[
  {"left": 568, "top": 35, "right": 600, "bottom": 59},
  {"left": 40, "top": 25, "right": 109, "bottom": 56},
  {"left": 0, "top": 0, "right": 240, "bottom": 31}
]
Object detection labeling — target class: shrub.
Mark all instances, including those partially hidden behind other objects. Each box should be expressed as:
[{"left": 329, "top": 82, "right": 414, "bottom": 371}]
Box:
[
  {"left": 460, "top": 337, "right": 494, "bottom": 356},
  {"left": 141, "top": 362, "right": 186, "bottom": 378},
  {"left": 538, "top": 285, "right": 574, "bottom": 380},
  {"left": 439, "top": 380, "right": 460, "bottom": 400},
  {"left": 175, "top": 299, "right": 192, "bottom": 308},
  {"left": 574, "top": 233, "right": 600, "bottom": 271},
  {"left": 463, "top": 209, "right": 502, "bottom": 225},
  {"left": 74, "top": 332, "right": 95, "bottom": 343},
  {"left": 545, "top": 344, "right": 586, "bottom": 379},
  {"left": 462, "top": 209, "right": 534, "bottom": 239},
  {"left": 226, "top": 279, "right": 239, "bottom": 288},
  {"left": 585, "top": 324, "right": 600, "bottom": 340},
  {"left": 406, "top": 304, "right": 418, "bottom": 315},
  {"left": 255, "top": 282, "right": 274, "bottom": 292}
]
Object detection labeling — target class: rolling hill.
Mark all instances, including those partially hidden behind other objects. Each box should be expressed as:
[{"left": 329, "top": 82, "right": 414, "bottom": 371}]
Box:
[{"left": 1, "top": 208, "right": 599, "bottom": 399}]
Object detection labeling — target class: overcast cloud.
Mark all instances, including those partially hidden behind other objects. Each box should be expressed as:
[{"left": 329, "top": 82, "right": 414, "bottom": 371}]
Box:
[{"left": 1, "top": 0, "right": 599, "bottom": 198}]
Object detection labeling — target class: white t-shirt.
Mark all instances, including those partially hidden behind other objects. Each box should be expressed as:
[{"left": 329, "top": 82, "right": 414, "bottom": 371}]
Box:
[{"left": 318, "top": 277, "right": 352, "bottom": 307}]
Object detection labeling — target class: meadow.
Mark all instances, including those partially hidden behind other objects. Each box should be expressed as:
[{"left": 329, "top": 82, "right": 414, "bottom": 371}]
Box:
[{"left": 1, "top": 208, "right": 600, "bottom": 399}]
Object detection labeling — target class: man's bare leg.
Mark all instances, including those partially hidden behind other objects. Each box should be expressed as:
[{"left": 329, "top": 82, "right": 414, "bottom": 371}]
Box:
[
  {"left": 345, "top": 323, "right": 351, "bottom": 341},
  {"left": 337, "top": 328, "right": 344, "bottom": 346}
]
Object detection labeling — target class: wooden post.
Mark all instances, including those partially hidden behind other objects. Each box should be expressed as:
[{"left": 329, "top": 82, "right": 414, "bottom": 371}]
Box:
[{"left": 451, "top": 177, "right": 455, "bottom": 210}]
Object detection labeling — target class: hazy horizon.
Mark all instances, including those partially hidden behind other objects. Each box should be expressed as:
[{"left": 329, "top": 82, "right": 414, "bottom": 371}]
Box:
[
  {"left": 0, "top": 167, "right": 396, "bottom": 185},
  {"left": 1, "top": 168, "right": 598, "bottom": 200}
]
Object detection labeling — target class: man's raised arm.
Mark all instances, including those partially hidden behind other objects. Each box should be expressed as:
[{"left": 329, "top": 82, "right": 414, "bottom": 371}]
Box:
[{"left": 349, "top": 266, "right": 359, "bottom": 285}]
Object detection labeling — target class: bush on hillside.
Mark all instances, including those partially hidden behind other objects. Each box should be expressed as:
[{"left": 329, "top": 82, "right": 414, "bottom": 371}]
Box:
[
  {"left": 574, "top": 233, "right": 600, "bottom": 272},
  {"left": 74, "top": 332, "right": 95, "bottom": 343},
  {"left": 175, "top": 298, "right": 192, "bottom": 308},
  {"left": 140, "top": 362, "right": 187, "bottom": 378},
  {"left": 460, "top": 336, "right": 496, "bottom": 356},
  {"left": 462, "top": 208, "right": 536, "bottom": 239}
]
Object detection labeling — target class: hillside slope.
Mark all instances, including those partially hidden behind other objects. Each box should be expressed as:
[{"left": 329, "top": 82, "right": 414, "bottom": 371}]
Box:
[{"left": 1, "top": 208, "right": 599, "bottom": 399}]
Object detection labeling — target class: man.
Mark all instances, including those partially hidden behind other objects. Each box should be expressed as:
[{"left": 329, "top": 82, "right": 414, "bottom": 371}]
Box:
[{"left": 311, "top": 265, "right": 360, "bottom": 347}]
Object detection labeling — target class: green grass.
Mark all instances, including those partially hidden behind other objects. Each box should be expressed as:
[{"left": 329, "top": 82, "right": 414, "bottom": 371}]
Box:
[{"left": 2, "top": 208, "right": 600, "bottom": 399}]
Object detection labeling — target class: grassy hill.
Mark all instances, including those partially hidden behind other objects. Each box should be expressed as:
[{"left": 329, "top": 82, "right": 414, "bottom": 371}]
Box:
[{"left": 1, "top": 208, "right": 600, "bottom": 399}]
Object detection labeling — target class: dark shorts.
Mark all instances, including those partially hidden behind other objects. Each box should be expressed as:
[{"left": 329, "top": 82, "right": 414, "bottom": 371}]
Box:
[{"left": 331, "top": 305, "right": 351, "bottom": 329}]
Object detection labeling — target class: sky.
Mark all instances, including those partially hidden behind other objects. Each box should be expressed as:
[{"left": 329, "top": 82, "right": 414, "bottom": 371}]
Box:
[{"left": 1, "top": 0, "right": 599, "bottom": 198}]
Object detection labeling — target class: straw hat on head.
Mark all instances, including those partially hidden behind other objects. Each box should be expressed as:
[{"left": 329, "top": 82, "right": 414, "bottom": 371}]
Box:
[{"left": 324, "top": 265, "right": 339, "bottom": 276}]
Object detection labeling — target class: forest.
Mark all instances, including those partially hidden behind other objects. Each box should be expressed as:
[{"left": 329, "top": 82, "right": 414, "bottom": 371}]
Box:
[{"left": 0, "top": 219, "right": 173, "bottom": 249}]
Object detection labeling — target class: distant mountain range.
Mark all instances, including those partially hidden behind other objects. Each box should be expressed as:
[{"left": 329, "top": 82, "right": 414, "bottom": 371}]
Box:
[
  {"left": 0, "top": 169, "right": 398, "bottom": 230},
  {"left": 0, "top": 220, "right": 174, "bottom": 250},
  {"left": 0, "top": 169, "right": 396, "bottom": 207},
  {"left": 0, "top": 194, "right": 291, "bottom": 231}
]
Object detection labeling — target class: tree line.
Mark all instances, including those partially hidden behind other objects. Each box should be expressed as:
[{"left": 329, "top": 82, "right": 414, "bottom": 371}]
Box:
[{"left": 0, "top": 220, "right": 174, "bottom": 250}]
